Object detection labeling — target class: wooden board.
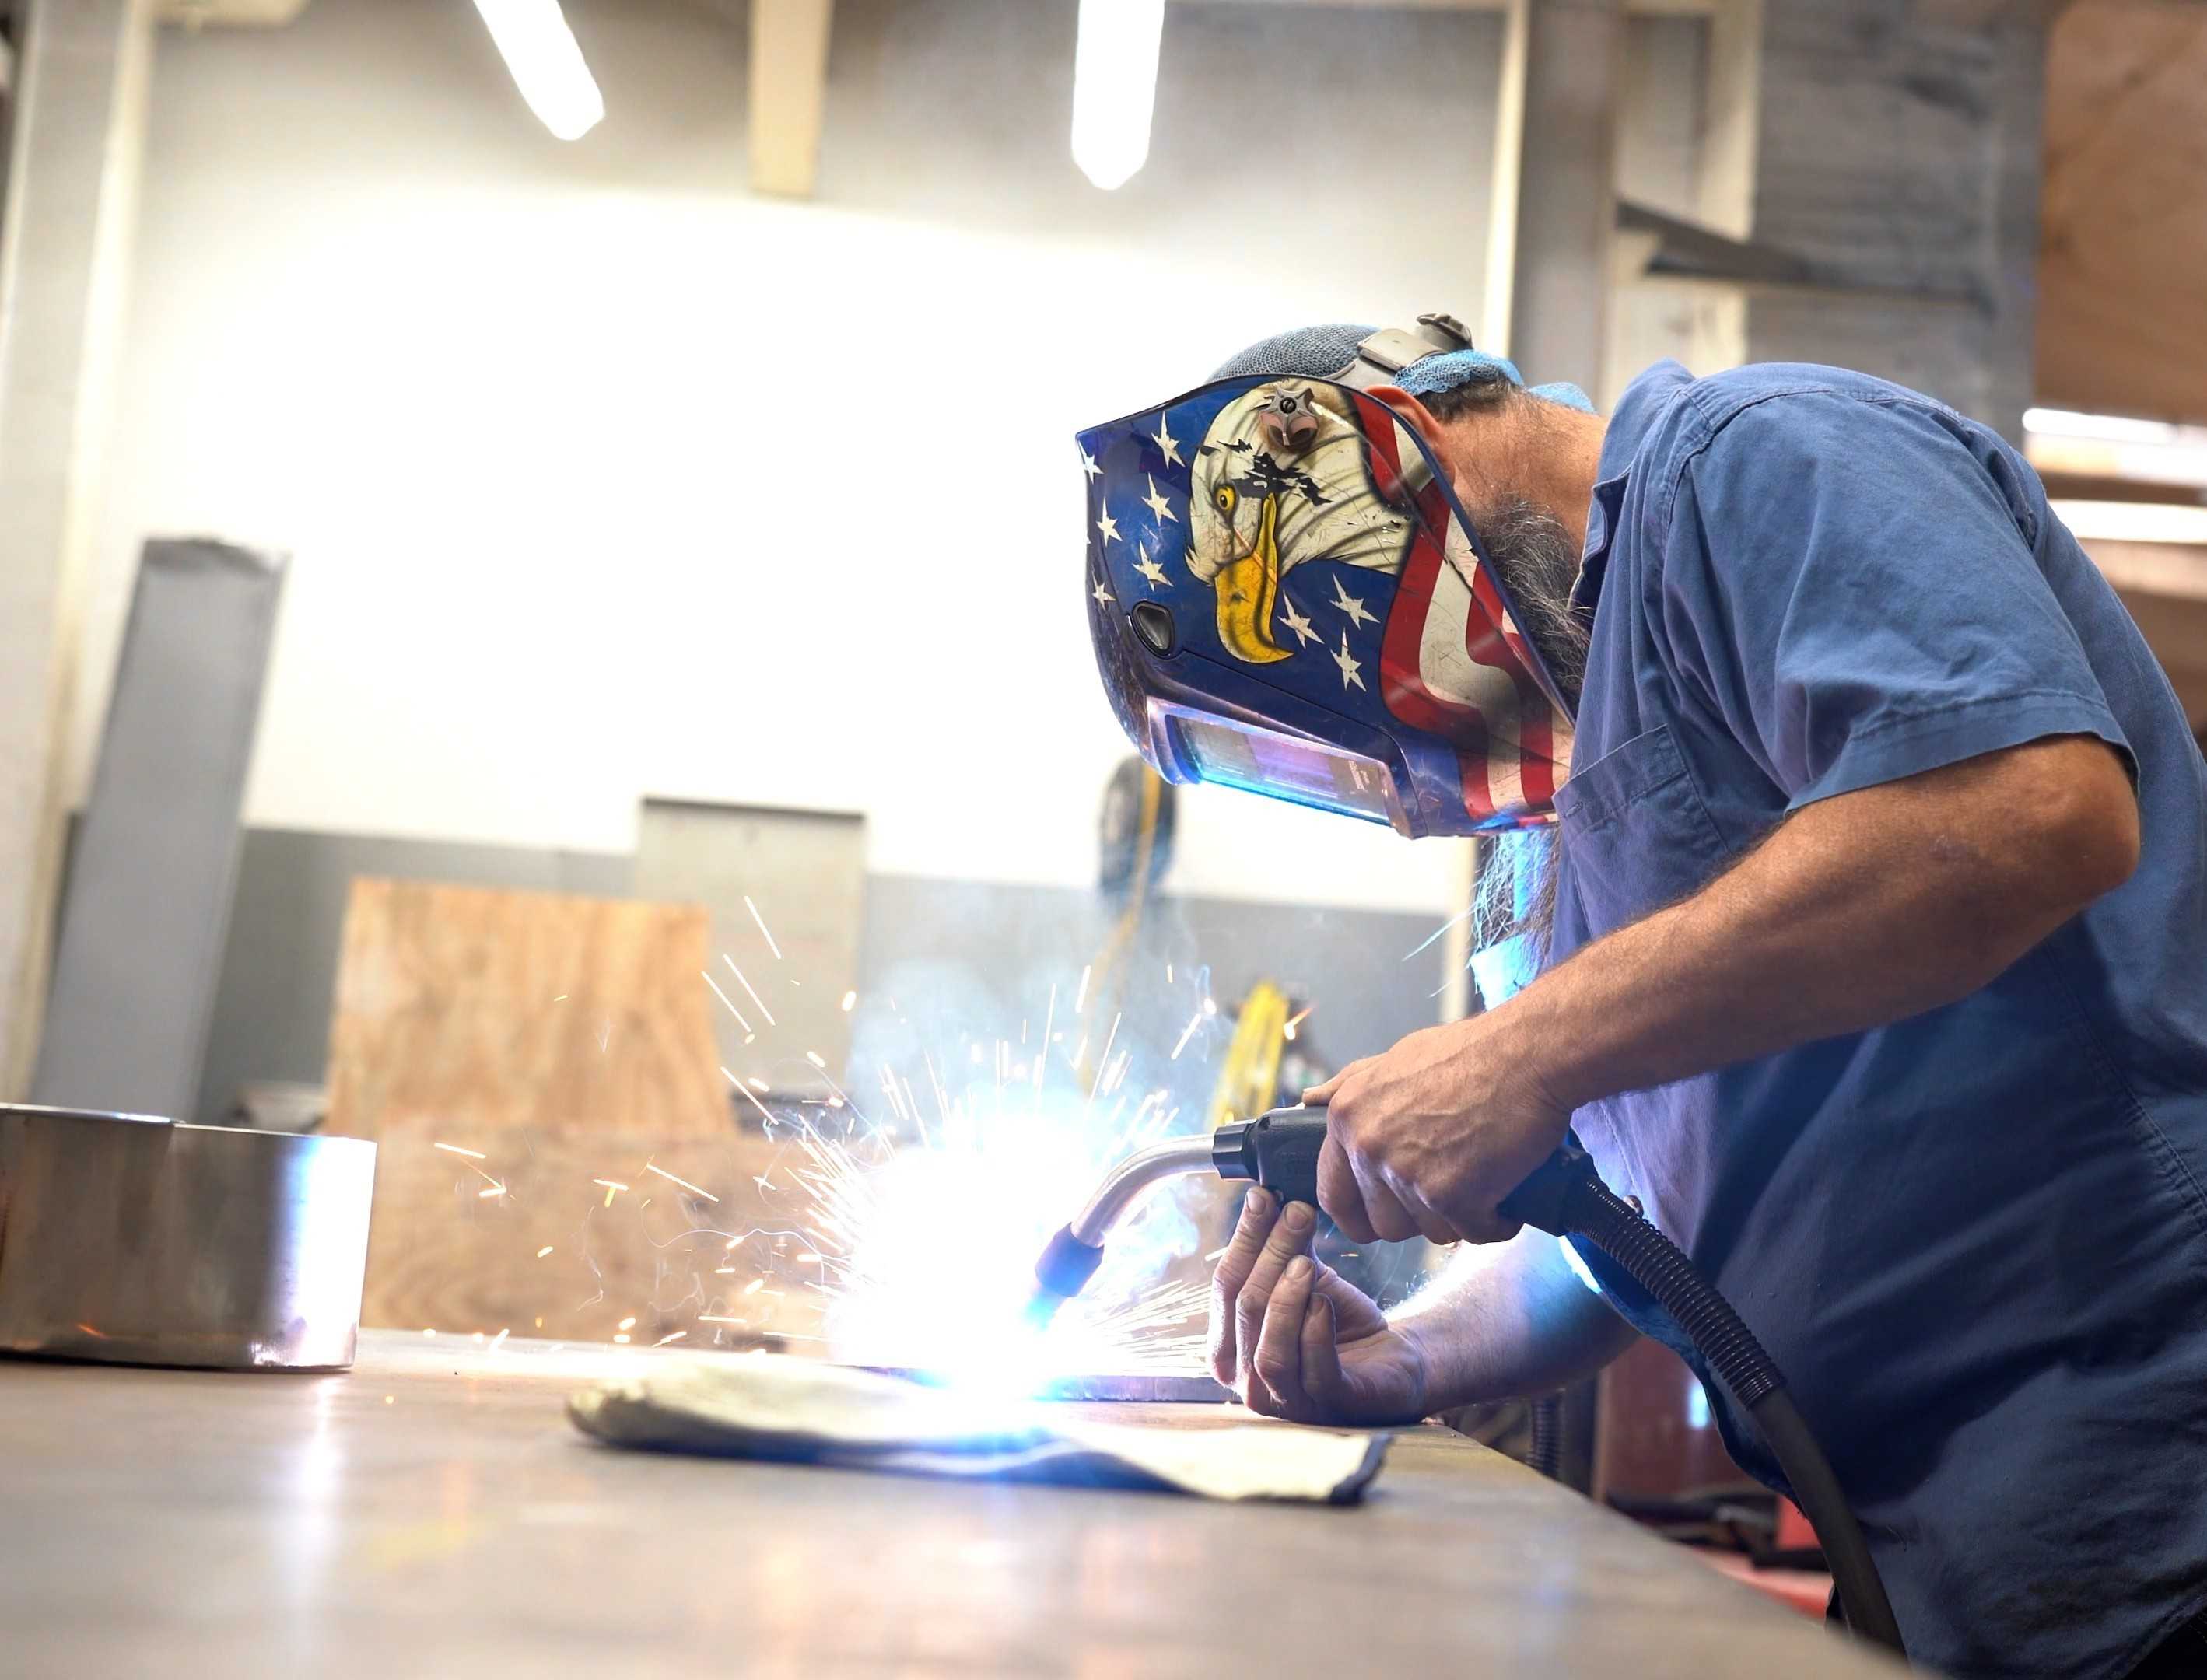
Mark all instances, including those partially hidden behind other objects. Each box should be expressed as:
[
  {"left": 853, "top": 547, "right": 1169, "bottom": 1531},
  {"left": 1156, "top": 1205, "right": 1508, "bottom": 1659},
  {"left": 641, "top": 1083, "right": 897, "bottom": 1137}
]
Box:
[
  {"left": 2037, "top": 2, "right": 2207, "bottom": 421},
  {"left": 325, "top": 880, "right": 730, "bottom": 1140},
  {"left": 356, "top": 1125, "right": 833, "bottom": 1347},
  {"left": 0, "top": 1330, "right": 1910, "bottom": 1679}
]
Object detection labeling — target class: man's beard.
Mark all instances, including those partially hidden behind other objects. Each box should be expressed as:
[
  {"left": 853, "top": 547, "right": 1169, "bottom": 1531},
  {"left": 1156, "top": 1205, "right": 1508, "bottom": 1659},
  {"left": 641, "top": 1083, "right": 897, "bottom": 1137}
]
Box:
[
  {"left": 1480, "top": 495, "right": 1589, "bottom": 712},
  {"left": 1470, "top": 496, "right": 1590, "bottom": 979}
]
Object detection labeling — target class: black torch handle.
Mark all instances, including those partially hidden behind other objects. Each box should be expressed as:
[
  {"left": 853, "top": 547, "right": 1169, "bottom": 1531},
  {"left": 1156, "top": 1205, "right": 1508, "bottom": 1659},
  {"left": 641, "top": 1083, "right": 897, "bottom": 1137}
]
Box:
[
  {"left": 1215, "top": 1104, "right": 1582, "bottom": 1234},
  {"left": 1212, "top": 1107, "right": 1330, "bottom": 1204}
]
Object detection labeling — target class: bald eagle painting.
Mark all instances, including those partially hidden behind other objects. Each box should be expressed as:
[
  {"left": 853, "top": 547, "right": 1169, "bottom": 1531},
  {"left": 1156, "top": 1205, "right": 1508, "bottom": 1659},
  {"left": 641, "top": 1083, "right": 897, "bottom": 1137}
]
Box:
[{"left": 1185, "top": 381, "right": 1423, "bottom": 664}]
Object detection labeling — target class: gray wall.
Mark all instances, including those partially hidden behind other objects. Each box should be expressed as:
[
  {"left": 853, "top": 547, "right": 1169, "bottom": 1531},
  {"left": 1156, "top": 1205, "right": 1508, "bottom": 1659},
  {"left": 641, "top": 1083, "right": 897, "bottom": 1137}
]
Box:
[{"left": 195, "top": 829, "right": 1449, "bottom": 1125}]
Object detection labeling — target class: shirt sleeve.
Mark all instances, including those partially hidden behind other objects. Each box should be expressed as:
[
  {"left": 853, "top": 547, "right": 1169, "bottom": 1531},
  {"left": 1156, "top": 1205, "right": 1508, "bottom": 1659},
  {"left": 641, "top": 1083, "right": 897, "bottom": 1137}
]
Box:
[{"left": 1658, "top": 394, "right": 2132, "bottom": 810}]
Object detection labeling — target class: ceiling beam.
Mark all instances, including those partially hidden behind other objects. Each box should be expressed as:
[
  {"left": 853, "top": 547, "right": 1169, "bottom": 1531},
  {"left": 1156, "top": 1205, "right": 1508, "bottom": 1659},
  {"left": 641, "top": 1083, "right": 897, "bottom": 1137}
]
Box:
[{"left": 750, "top": 0, "right": 834, "bottom": 198}]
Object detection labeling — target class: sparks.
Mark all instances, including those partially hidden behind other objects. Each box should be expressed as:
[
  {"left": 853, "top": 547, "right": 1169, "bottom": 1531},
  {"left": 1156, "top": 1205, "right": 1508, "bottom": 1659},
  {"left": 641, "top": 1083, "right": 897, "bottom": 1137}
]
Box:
[
  {"left": 723, "top": 1066, "right": 776, "bottom": 1125},
  {"left": 477, "top": 1183, "right": 506, "bottom": 1200},
  {"left": 742, "top": 1277, "right": 765, "bottom": 1297},
  {"left": 1088, "top": 1011, "right": 1123, "bottom": 1100},
  {"left": 618, "top": 1316, "right": 637, "bottom": 1332},
  {"left": 722, "top": 954, "right": 776, "bottom": 1027},
  {"left": 613, "top": 1334, "right": 631, "bottom": 1345},
  {"left": 744, "top": 895, "right": 783, "bottom": 959},
  {"left": 841, "top": 989, "right": 857, "bottom": 1012},
  {"left": 536, "top": 1245, "right": 554, "bottom": 1258},
  {"left": 433, "top": 1142, "right": 487, "bottom": 1160},
  {"left": 702, "top": 969, "right": 754, "bottom": 1033},
  {"left": 490, "top": 1328, "right": 510, "bottom": 1350},
  {"left": 644, "top": 1160, "right": 720, "bottom": 1203},
  {"left": 655, "top": 1330, "right": 688, "bottom": 1347},
  {"left": 1074, "top": 963, "right": 1091, "bottom": 1014},
  {"left": 806, "top": 1050, "right": 827, "bottom": 1069}
]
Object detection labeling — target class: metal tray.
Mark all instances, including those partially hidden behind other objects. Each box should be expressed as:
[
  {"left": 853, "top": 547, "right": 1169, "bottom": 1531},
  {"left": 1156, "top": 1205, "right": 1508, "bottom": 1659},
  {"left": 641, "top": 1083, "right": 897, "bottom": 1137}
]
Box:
[{"left": 0, "top": 1104, "right": 377, "bottom": 1370}]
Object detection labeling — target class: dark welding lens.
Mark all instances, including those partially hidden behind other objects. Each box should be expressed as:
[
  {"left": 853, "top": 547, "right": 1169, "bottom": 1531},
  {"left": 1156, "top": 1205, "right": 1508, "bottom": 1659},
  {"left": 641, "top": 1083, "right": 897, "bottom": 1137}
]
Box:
[{"left": 1130, "top": 603, "right": 1175, "bottom": 655}]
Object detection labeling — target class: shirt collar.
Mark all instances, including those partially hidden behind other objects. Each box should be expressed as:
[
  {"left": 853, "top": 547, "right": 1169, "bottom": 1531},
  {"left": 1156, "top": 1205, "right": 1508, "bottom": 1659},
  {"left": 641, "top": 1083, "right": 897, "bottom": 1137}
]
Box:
[{"left": 1571, "top": 359, "right": 1694, "bottom": 616}]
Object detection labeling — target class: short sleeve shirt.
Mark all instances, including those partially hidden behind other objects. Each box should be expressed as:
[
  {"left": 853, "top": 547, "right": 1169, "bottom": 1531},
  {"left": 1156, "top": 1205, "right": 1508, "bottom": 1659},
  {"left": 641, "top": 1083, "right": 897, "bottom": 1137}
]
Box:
[{"left": 1553, "top": 361, "right": 2207, "bottom": 1680}]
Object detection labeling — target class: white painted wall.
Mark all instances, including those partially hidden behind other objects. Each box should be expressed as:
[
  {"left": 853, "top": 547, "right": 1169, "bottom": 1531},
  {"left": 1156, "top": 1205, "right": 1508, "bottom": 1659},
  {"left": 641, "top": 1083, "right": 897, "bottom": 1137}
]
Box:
[{"left": 87, "top": 0, "right": 1700, "bottom": 913}]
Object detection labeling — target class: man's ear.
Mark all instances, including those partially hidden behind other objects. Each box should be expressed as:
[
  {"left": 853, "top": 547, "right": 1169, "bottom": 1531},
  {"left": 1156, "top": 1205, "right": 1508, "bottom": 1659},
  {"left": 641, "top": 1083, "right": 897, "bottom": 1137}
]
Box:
[{"left": 1366, "top": 383, "right": 1448, "bottom": 450}]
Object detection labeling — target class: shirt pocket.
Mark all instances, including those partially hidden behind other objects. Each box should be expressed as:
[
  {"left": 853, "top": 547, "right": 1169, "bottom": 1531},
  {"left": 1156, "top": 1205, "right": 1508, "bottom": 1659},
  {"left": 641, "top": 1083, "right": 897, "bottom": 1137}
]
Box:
[{"left": 1554, "top": 723, "right": 1730, "bottom": 933}]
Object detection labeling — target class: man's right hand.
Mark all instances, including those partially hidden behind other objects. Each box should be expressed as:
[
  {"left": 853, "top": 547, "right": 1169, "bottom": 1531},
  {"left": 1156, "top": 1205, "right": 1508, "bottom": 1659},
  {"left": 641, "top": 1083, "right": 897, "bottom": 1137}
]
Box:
[{"left": 1210, "top": 1187, "right": 1431, "bottom": 1425}]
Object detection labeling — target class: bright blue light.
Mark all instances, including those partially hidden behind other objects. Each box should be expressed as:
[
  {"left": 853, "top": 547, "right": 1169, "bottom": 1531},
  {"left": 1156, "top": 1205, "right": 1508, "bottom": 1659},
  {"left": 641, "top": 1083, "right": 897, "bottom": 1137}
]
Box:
[
  {"left": 1557, "top": 1234, "right": 1603, "bottom": 1297},
  {"left": 1194, "top": 761, "right": 1393, "bottom": 824},
  {"left": 1686, "top": 1382, "right": 1711, "bottom": 1430}
]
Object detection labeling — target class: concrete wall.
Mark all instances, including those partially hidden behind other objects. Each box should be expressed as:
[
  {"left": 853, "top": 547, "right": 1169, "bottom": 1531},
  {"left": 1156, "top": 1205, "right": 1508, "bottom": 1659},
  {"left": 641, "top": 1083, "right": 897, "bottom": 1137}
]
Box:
[
  {"left": 193, "top": 827, "right": 1447, "bottom": 1124},
  {"left": 86, "top": 0, "right": 1705, "bottom": 926},
  {"left": 1743, "top": 0, "right": 2050, "bottom": 440}
]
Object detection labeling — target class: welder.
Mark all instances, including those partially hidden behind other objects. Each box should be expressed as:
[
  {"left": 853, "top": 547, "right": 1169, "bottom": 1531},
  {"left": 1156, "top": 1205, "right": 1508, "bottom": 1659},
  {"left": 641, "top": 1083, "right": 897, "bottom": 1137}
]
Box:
[{"left": 1075, "top": 320, "right": 2207, "bottom": 1680}]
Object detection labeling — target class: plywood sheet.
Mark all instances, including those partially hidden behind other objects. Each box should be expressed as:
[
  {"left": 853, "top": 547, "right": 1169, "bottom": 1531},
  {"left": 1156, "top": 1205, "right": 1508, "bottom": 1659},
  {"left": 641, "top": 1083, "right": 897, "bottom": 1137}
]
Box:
[
  {"left": 325, "top": 880, "right": 729, "bottom": 1140},
  {"left": 2037, "top": 2, "right": 2207, "bottom": 420},
  {"left": 358, "top": 1125, "right": 831, "bottom": 1346}
]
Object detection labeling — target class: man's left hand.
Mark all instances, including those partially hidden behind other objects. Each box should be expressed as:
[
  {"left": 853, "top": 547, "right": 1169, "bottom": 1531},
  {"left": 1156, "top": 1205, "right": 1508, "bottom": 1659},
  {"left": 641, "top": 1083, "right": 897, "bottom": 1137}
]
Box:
[{"left": 1303, "top": 1011, "right": 1570, "bottom": 1247}]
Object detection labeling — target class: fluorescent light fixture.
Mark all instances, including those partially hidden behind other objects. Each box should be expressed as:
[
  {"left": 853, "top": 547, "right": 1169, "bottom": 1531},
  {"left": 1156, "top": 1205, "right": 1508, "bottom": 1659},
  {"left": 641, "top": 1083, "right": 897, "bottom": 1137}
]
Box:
[
  {"left": 2051, "top": 499, "right": 2207, "bottom": 547},
  {"left": 472, "top": 0, "right": 604, "bottom": 142},
  {"left": 2023, "top": 407, "right": 2179, "bottom": 446},
  {"left": 2025, "top": 405, "right": 2207, "bottom": 492},
  {"left": 1071, "top": 0, "right": 1166, "bottom": 191}
]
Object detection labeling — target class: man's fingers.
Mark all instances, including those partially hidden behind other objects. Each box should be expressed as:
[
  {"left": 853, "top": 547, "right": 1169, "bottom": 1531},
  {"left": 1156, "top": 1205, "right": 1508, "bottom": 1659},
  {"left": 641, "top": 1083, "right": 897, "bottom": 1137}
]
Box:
[
  {"left": 1317, "top": 1135, "right": 1376, "bottom": 1243},
  {"left": 1450, "top": 1214, "right": 1524, "bottom": 1247},
  {"left": 1252, "top": 1256, "right": 1316, "bottom": 1420},
  {"left": 1301, "top": 1291, "right": 1349, "bottom": 1414},
  {"left": 1352, "top": 1164, "right": 1422, "bottom": 1244},
  {"left": 1389, "top": 1176, "right": 1461, "bottom": 1248},
  {"left": 1232, "top": 1200, "right": 1319, "bottom": 1388},
  {"left": 1302, "top": 1058, "right": 1366, "bottom": 1108},
  {"left": 1209, "top": 1188, "right": 1280, "bottom": 1382}
]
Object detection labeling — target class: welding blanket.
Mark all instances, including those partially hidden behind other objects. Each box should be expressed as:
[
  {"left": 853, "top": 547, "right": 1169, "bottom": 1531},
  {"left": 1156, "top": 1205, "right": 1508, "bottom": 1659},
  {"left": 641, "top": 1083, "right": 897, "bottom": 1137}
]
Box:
[{"left": 567, "top": 1357, "right": 1390, "bottom": 1503}]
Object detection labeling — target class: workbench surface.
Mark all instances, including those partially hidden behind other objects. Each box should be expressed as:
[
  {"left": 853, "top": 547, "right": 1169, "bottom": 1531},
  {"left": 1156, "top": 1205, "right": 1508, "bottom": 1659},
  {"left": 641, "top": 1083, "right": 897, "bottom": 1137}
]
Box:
[{"left": 2, "top": 1330, "right": 1903, "bottom": 1678}]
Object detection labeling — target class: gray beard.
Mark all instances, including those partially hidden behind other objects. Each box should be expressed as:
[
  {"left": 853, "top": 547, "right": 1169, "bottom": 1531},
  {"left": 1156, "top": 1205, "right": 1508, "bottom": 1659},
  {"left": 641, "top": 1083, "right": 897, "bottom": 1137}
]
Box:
[
  {"left": 1470, "top": 496, "right": 1591, "bottom": 978},
  {"left": 1480, "top": 496, "right": 1589, "bottom": 712}
]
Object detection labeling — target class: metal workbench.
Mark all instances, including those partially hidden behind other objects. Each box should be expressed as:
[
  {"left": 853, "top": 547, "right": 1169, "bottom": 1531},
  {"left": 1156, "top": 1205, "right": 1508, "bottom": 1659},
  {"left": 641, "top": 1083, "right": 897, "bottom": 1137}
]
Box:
[{"left": 0, "top": 1330, "right": 1904, "bottom": 1677}]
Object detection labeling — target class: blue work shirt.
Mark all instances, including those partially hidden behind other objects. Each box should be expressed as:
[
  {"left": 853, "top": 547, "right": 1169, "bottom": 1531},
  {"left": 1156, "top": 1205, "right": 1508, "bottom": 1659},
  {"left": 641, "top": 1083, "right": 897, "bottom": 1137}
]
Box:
[{"left": 1551, "top": 360, "right": 2207, "bottom": 1680}]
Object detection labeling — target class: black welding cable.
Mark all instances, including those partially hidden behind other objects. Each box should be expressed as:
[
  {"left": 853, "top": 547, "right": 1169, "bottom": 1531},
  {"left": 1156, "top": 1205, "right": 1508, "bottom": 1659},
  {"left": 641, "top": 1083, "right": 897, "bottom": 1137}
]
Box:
[{"left": 1548, "top": 1172, "right": 1905, "bottom": 1656}]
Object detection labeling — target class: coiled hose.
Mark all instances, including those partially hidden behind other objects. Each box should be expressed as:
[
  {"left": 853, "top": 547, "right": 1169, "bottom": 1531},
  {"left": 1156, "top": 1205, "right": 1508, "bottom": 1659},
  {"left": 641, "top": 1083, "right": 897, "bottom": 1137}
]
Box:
[{"left": 1501, "top": 1148, "right": 1904, "bottom": 1656}]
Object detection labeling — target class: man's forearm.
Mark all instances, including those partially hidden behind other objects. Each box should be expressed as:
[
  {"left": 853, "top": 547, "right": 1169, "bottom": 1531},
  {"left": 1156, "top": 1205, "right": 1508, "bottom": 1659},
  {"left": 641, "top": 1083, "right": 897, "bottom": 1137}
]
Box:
[
  {"left": 1393, "top": 1227, "right": 1638, "bottom": 1407},
  {"left": 1507, "top": 737, "right": 2137, "bottom": 1113}
]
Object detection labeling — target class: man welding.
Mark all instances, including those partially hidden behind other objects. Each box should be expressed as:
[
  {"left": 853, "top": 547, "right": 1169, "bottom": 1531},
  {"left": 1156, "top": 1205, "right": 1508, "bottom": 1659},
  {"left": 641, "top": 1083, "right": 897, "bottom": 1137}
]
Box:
[{"left": 1075, "top": 318, "right": 2207, "bottom": 1680}]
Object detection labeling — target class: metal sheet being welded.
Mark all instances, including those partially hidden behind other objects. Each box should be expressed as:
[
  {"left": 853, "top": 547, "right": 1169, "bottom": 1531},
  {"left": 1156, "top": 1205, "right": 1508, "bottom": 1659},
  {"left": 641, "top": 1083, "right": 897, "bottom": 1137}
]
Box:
[{"left": 864, "top": 1367, "right": 1229, "bottom": 1403}]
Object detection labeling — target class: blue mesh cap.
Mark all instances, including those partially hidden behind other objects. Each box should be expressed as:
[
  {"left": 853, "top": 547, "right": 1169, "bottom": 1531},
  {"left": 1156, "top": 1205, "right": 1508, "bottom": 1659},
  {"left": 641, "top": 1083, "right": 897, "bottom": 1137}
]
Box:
[
  {"left": 1210, "top": 325, "right": 1595, "bottom": 413},
  {"left": 1209, "top": 323, "right": 1376, "bottom": 381}
]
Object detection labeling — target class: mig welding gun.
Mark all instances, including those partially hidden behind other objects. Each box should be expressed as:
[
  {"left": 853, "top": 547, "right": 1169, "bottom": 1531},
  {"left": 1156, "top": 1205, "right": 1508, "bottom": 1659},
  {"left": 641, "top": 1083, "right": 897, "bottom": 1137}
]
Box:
[{"left": 1026, "top": 1111, "right": 1904, "bottom": 1657}]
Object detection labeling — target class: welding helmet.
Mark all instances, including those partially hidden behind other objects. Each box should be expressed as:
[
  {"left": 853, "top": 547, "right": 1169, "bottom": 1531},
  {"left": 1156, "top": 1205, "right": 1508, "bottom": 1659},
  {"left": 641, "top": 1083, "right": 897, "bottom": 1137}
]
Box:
[{"left": 1077, "top": 316, "right": 1575, "bottom": 838}]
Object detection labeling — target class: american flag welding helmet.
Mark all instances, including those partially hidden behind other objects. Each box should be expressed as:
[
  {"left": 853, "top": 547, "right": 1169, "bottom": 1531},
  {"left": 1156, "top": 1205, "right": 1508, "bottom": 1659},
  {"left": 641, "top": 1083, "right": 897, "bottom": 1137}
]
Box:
[{"left": 1076, "top": 321, "right": 1575, "bottom": 839}]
